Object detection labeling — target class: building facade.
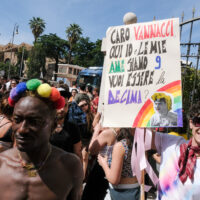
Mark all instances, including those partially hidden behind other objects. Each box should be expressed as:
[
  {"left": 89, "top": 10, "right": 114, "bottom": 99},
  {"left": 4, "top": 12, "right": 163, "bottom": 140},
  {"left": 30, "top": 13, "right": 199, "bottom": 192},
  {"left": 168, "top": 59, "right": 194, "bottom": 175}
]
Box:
[
  {"left": 0, "top": 43, "right": 84, "bottom": 85},
  {"left": 0, "top": 43, "right": 32, "bottom": 65},
  {"left": 54, "top": 63, "right": 85, "bottom": 86}
]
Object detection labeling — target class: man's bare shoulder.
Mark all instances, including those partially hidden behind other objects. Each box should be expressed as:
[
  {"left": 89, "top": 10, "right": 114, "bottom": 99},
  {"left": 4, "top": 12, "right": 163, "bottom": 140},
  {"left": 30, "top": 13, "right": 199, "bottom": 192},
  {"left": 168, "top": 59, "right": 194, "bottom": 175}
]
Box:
[
  {"left": 52, "top": 145, "right": 83, "bottom": 181},
  {"left": 0, "top": 148, "right": 17, "bottom": 159},
  {"left": 52, "top": 145, "right": 82, "bottom": 168},
  {"left": 0, "top": 148, "right": 19, "bottom": 167}
]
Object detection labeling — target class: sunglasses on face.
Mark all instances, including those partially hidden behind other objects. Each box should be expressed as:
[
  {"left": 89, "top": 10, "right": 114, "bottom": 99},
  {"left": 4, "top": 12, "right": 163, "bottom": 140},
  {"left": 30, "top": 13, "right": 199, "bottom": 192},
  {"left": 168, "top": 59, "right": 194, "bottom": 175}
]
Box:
[
  {"left": 80, "top": 103, "right": 88, "bottom": 108},
  {"left": 192, "top": 116, "right": 200, "bottom": 127}
]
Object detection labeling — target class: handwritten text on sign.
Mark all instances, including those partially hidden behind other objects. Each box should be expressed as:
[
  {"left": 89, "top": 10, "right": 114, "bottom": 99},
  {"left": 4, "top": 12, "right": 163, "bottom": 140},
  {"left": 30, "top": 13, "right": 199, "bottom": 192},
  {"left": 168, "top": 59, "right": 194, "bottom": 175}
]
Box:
[{"left": 103, "top": 18, "right": 182, "bottom": 127}]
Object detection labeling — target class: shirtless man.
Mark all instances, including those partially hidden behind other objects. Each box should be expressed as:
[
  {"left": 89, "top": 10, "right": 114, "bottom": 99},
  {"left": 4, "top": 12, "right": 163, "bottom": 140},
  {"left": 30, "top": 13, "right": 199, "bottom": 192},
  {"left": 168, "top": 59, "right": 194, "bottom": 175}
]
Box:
[{"left": 0, "top": 95, "right": 83, "bottom": 199}]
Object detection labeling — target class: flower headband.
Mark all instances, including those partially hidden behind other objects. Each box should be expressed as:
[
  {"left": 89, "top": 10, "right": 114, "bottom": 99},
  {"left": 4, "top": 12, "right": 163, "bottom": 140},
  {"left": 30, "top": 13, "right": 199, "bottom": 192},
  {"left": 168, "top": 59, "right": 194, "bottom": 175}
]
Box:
[{"left": 8, "top": 79, "right": 65, "bottom": 110}]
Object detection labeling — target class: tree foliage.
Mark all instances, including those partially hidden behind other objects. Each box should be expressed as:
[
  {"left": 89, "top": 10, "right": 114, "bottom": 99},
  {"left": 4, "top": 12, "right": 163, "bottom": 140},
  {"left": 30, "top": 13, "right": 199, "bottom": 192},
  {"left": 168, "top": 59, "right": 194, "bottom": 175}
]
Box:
[
  {"left": 182, "top": 67, "right": 200, "bottom": 115},
  {"left": 73, "top": 37, "right": 94, "bottom": 67},
  {"left": 66, "top": 23, "right": 82, "bottom": 63},
  {"left": 90, "top": 39, "right": 104, "bottom": 66},
  {"left": 26, "top": 43, "right": 46, "bottom": 79},
  {"left": 16, "top": 47, "right": 28, "bottom": 65},
  {"left": 0, "top": 52, "right": 4, "bottom": 62},
  {"left": 0, "top": 62, "right": 17, "bottom": 77},
  {"left": 16, "top": 47, "right": 29, "bottom": 77},
  {"left": 38, "top": 34, "right": 69, "bottom": 80},
  {"left": 27, "top": 20, "right": 104, "bottom": 79},
  {"left": 73, "top": 37, "right": 104, "bottom": 67},
  {"left": 29, "top": 17, "right": 46, "bottom": 43}
]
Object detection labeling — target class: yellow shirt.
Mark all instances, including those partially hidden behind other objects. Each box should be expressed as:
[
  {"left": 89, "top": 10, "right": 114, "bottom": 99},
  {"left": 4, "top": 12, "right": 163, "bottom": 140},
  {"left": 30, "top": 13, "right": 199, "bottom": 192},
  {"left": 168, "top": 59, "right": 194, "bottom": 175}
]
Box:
[{"left": 168, "top": 131, "right": 188, "bottom": 140}]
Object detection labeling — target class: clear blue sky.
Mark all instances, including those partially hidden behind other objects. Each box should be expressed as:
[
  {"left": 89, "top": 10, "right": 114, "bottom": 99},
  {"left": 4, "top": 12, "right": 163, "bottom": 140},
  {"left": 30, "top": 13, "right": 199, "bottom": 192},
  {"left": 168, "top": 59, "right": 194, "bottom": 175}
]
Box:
[{"left": 0, "top": 0, "right": 199, "bottom": 45}]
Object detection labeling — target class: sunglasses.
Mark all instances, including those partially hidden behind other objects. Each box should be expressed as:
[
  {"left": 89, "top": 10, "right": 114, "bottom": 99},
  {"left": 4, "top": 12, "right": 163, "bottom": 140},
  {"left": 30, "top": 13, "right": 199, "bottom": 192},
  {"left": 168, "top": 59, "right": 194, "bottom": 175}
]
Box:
[
  {"left": 80, "top": 103, "right": 88, "bottom": 108},
  {"left": 192, "top": 116, "right": 200, "bottom": 127}
]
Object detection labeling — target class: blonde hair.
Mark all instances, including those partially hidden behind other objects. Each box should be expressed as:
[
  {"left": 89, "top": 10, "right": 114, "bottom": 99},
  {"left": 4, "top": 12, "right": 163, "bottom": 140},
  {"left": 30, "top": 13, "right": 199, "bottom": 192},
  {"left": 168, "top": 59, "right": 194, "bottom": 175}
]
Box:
[{"left": 151, "top": 93, "right": 172, "bottom": 111}]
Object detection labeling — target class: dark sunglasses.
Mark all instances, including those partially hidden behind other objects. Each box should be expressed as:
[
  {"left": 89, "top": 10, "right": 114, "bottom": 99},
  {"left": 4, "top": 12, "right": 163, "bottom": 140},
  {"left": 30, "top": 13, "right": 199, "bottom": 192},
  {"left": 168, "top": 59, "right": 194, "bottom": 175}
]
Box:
[
  {"left": 192, "top": 116, "right": 200, "bottom": 127},
  {"left": 80, "top": 103, "right": 88, "bottom": 108}
]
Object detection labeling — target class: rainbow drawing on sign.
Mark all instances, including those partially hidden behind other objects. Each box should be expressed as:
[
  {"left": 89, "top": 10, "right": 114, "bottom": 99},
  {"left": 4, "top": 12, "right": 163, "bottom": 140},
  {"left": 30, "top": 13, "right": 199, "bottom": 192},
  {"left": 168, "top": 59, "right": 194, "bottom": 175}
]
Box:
[{"left": 133, "top": 80, "right": 182, "bottom": 127}]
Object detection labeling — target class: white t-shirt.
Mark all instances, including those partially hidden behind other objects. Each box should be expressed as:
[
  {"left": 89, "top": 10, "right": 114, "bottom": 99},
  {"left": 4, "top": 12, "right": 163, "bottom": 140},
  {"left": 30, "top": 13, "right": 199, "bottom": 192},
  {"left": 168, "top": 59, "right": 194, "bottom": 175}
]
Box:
[
  {"left": 151, "top": 111, "right": 177, "bottom": 127},
  {"left": 155, "top": 133, "right": 200, "bottom": 200}
]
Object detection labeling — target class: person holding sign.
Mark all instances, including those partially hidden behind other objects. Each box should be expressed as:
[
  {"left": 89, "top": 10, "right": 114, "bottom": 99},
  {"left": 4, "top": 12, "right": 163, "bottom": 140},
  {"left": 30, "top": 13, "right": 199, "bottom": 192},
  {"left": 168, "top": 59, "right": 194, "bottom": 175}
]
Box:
[
  {"left": 151, "top": 101, "right": 200, "bottom": 199},
  {"left": 150, "top": 92, "right": 177, "bottom": 127},
  {"left": 98, "top": 128, "right": 140, "bottom": 200}
]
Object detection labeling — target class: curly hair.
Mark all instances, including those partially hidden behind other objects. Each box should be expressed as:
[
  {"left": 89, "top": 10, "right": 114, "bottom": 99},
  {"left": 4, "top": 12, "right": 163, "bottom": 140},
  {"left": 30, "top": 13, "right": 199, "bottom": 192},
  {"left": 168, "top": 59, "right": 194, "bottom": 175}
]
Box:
[
  {"left": 188, "top": 101, "right": 200, "bottom": 120},
  {"left": 151, "top": 92, "right": 172, "bottom": 111}
]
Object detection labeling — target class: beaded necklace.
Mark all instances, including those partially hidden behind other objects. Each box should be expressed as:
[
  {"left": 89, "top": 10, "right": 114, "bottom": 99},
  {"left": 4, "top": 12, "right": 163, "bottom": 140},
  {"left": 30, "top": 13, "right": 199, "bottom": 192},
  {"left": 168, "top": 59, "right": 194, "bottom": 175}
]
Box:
[{"left": 18, "top": 145, "right": 52, "bottom": 177}]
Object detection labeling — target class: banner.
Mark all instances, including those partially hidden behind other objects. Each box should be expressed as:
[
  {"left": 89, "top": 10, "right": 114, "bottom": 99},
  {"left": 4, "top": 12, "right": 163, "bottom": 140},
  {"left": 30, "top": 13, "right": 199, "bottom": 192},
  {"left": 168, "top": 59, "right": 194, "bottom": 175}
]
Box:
[{"left": 102, "top": 18, "right": 182, "bottom": 127}]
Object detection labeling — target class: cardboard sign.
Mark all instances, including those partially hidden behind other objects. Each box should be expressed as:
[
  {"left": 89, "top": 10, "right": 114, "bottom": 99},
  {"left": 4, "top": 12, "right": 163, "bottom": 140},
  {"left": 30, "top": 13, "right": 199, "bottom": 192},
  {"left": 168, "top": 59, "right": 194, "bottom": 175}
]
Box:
[
  {"left": 102, "top": 18, "right": 182, "bottom": 127},
  {"left": 98, "top": 38, "right": 107, "bottom": 114}
]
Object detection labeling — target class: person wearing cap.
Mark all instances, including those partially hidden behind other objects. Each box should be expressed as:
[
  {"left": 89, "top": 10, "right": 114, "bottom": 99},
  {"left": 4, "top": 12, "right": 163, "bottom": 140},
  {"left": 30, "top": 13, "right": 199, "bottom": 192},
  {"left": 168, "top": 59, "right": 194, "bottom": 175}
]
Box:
[
  {"left": 151, "top": 101, "right": 200, "bottom": 199},
  {"left": 0, "top": 79, "right": 83, "bottom": 200}
]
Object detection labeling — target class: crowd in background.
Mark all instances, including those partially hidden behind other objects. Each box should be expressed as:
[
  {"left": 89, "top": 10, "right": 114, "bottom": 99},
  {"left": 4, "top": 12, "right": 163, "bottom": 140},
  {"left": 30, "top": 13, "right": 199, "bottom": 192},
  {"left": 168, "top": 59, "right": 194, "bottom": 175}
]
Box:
[{"left": 0, "top": 75, "right": 192, "bottom": 200}]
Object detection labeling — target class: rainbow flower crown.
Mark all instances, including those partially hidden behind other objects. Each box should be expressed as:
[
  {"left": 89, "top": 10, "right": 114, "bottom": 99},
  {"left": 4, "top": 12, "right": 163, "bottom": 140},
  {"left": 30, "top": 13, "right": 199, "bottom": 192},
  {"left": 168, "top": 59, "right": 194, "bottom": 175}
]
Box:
[{"left": 8, "top": 79, "right": 65, "bottom": 109}]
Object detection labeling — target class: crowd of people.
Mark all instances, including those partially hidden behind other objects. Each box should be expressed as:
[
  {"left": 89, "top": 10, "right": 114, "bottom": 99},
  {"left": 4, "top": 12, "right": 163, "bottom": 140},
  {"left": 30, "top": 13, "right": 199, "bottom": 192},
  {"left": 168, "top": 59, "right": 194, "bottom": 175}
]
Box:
[{"left": 0, "top": 76, "right": 199, "bottom": 200}]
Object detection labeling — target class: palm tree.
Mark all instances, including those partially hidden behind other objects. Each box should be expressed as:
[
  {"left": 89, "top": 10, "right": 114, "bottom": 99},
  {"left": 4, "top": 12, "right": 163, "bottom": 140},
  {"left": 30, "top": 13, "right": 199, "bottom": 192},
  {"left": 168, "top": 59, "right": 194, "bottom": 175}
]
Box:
[
  {"left": 29, "top": 17, "right": 46, "bottom": 43},
  {"left": 66, "top": 23, "right": 82, "bottom": 63}
]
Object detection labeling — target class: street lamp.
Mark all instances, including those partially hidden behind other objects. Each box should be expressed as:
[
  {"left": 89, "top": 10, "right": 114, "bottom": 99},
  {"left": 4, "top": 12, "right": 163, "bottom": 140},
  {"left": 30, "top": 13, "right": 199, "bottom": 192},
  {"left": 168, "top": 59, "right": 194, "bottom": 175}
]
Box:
[{"left": 8, "top": 23, "right": 19, "bottom": 79}]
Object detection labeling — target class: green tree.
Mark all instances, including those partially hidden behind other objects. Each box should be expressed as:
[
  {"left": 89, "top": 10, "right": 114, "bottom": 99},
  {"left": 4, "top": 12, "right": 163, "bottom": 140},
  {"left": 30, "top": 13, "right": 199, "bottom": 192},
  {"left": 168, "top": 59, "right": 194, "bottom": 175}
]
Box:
[
  {"left": 38, "top": 34, "right": 68, "bottom": 80},
  {"left": 26, "top": 43, "right": 46, "bottom": 78},
  {"left": 182, "top": 67, "right": 200, "bottom": 116},
  {"left": 90, "top": 39, "right": 104, "bottom": 66},
  {"left": 29, "top": 17, "right": 46, "bottom": 43},
  {"left": 0, "top": 62, "right": 17, "bottom": 77},
  {"left": 73, "top": 37, "right": 94, "bottom": 67},
  {"left": 16, "top": 47, "right": 29, "bottom": 77},
  {"left": 66, "top": 23, "right": 82, "bottom": 64},
  {"left": 73, "top": 38, "right": 104, "bottom": 67},
  {"left": 0, "top": 52, "right": 4, "bottom": 62}
]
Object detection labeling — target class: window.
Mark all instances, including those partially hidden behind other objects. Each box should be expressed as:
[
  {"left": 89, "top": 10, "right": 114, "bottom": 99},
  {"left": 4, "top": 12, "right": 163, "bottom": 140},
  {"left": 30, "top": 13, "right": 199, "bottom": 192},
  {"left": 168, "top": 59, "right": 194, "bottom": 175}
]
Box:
[
  {"left": 58, "top": 66, "right": 67, "bottom": 73},
  {"left": 69, "top": 67, "right": 72, "bottom": 74},
  {"left": 73, "top": 69, "right": 77, "bottom": 75}
]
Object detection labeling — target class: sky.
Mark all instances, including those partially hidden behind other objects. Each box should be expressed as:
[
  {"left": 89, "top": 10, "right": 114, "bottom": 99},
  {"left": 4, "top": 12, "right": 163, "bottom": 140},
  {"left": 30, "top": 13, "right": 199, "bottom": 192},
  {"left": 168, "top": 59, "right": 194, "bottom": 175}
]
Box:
[{"left": 0, "top": 0, "right": 199, "bottom": 46}]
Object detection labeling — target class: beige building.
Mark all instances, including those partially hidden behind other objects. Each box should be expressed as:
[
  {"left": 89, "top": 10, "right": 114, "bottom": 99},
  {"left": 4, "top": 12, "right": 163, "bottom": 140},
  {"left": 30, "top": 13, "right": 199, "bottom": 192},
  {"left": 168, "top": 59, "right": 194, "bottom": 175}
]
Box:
[
  {"left": 0, "top": 43, "right": 32, "bottom": 65},
  {"left": 54, "top": 63, "right": 85, "bottom": 86},
  {"left": 0, "top": 43, "right": 84, "bottom": 84}
]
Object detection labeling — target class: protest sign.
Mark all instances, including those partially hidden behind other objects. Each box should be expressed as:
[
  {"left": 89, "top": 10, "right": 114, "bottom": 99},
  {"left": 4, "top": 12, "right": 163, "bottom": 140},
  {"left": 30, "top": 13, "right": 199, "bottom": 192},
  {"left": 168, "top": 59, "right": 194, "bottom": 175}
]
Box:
[
  {"left": 102, "top": 18, "right": 182, "bottom": 127},
  {"left": 98, "top": 37, "right": 107, "bottom": 114}
]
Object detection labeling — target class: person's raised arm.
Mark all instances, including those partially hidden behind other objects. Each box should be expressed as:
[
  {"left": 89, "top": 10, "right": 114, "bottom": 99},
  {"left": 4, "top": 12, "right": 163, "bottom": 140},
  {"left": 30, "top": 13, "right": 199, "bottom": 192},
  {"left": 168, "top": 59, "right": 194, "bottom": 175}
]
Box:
[
  {"left": 98, "top": 142, "right": 124, "bottom": 185},
  {"left": 92, "top": 112, "right": 101, "bottom": 128},
  {"left": 89, "top": 126, "right": 118, "bottom": 155},
  {"left": 88, "top": 123, "right": 105, "bottom": 155}
]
